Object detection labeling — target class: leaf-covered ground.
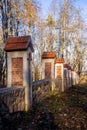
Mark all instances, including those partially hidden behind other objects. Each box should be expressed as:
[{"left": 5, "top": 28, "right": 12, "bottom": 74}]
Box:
[{"left": 19, "top": 85, "right": 87, "bottom": 130}]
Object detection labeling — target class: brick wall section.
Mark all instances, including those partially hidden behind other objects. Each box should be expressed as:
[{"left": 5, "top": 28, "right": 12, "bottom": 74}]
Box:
[
  {"left": 45, "top": 62, "right": 51, "bottom": 78},
  {"left": 0, "top": 87, "right": 25, "bottom": 112},
  {"left": 56, "top": 66, "right": 62, "bottom": 78},
  {"left": 12, "top": 58, "right": 23, "bottom": 86},
  {"left": 32, "top": 79, "right": 51, "bottom": 103}
]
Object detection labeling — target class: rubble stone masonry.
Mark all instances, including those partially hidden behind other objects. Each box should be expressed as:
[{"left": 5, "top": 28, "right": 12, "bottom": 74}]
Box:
[
  {"left": 45, "top": 62, "right": 51, "bottom": 78},
  {"left": 0, "top": 87, "right": 25, "bottom": 113}
]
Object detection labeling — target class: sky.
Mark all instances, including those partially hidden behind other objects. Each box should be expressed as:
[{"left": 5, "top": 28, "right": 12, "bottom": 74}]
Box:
[{"left": 40, "top": 0, "right": 87, "bottom": 23}]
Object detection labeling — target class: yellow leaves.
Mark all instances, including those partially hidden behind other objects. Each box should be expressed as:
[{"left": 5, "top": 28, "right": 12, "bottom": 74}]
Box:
[
  {"left": 46, "top": 14, "right": 56, "bottom": 27},
  {"left": 22, "top": 1, "right": 38, "bottom": 25},
  {"left": 10, "top": 0, "right": 38, "bottom": 28}
]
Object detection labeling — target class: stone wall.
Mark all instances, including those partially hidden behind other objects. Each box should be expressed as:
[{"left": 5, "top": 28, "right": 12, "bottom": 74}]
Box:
[
  {"left": 0, "top": 87, "right": 25, "bottom": 113},
  {"left": 32, "top": 78, "right": 68, "bottom": 104},
  {"left": 54, "top": 78, "right": 69, "bottom": 91},
  {"left": 32, "top": 79, "right": 51, "bottom": 104},
  {"left": 55, "top": 78, "right": 62, "bottom": 91}
]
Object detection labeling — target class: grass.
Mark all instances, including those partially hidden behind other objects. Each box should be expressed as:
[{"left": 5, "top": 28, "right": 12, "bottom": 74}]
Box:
[{"left": 19, "top": 85, "right": 87, "bottom": 130}]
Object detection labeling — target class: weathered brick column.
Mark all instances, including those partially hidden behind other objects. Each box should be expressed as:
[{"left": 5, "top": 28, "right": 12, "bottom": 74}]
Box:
[
  {"left": 71, "top": 69, "right": 76, "bottom": 85},
  {"left": 4, "top": 36, "right": 34, "bottom": 111},
  {"left": 42, "top": 52, "right": 56, "bottom": 90},
  {"left": 64, "top": 64, "right": 69, "bottom": 88},
  {"left": 55, "top": 58, "right": 64, "bottom": 92},
  {"left": 71, "top": 70, "right": 79, "bottom": 85},
  {"left": 68, "top": 66, "right": 72, "bottom": 87},
  {"left": 76, "top": 72, "right": 79, "bottom": 84}
]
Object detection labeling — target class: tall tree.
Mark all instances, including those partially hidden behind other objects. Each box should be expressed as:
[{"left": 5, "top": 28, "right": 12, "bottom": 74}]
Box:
[{"left": 46, "top": 14, "right": 55, "bottom": 51}]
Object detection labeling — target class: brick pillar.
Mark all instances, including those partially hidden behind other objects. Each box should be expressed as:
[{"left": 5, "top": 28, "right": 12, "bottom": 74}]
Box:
[
  {"left": 64, "top": 64, "right": 69, "bottom": 88},
  {"left": 4, "top": 36, "right": 34, "bottom": 111},
  {"left": 55, "top": 59, "right": 64, "bottom": 92},
  {"left": 24, "top": 51, "right": 33, "bottom": 111},
  {"left": 68, "top": 66, "right": 72, "bottom": 87},
  {"left": 42, "top": 52, "right": 56, "bottom": 91}
]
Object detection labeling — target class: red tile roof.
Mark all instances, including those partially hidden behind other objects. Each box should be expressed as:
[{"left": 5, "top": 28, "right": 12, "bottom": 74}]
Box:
[
  {"left": 55, "top": 58, "right": 64, "bottom": 63},
  {"left": 4, "top": 36, "right": 34, "bottom": 52},
  {"left": 64, "top": 64, "right": 69, "bottom": 68},
  {"left": 64, "top": 64, "right": 72, "bottom": 70},
  {"left": 68, "top": 66, "right": 71, "bottom": 70},
  {"left": 42, "top": 52, "right": 56, "bottom": 59}
]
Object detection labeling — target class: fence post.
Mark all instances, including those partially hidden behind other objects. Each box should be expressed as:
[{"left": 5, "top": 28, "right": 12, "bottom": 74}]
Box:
[
  {"left": 42, "top": 52, "right": 56, "bottom": 91},
  {"left": 55, "top": 59, "right": 64, "bottom": 92},
  {"left": 4, "top": 36, "right": 34, "bottom": 111}
]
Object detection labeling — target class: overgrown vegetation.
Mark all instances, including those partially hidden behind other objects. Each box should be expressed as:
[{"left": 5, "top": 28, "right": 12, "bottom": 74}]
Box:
[{"left": 17, "top": 85, "right": 87, "bottom": 130}]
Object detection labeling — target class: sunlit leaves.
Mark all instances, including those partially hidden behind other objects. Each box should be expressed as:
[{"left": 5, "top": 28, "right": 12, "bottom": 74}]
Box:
[{"left": 46, "top": 14, "right": 56, "bottom": 27}]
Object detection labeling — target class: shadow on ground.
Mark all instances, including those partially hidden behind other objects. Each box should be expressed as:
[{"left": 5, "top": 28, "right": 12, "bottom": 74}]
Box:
[{"left": 1, "top": 84, "right": 87, "bottom": 130}]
